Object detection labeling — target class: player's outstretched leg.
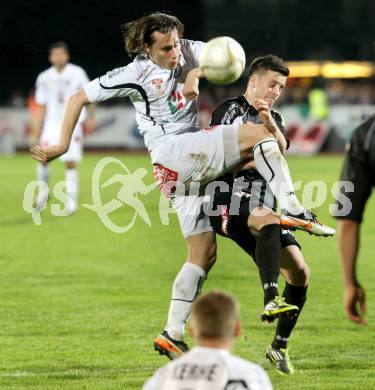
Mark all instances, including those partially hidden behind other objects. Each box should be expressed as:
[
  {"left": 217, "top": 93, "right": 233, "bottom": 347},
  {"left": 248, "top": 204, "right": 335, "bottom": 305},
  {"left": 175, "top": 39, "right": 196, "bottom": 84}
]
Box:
[
  {"left": 279, "top": 209, "right": 336, "bottom": 236},
  {"left": 250, "top": 137, "right": 335, "bottom": 236},
  {"left": 253, "top": 222, "right": 299, "bottom": 323},
  {"left": 154, "top": 261, "right": 207, "bottom": 359},
  {"left": 267, "top": 271, "right": 308, "bottom": 374},
  {"left": 154, "top": 330, "right": 189, "bottom": 360}
]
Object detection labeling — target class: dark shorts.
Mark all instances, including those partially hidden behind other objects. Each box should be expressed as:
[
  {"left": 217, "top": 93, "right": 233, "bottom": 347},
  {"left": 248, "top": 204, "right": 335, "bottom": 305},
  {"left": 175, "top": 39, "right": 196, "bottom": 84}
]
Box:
[
  {"left": 335, "top": 117, "right": 375, "bottom": 222},
  {"left": 209, "top": 175, "right": 301, "bottom": 261}
]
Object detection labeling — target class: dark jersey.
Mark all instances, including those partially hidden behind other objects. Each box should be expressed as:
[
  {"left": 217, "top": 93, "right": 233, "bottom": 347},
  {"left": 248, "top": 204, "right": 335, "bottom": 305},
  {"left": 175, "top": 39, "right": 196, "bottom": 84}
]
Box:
[
  {"left": 345, "top": 114, "right": 375, "bottom": 166},
  {"left": 208, "top": 95, "right": 300, "bottom": 256},
  {"left": 336, "top": 114, "right": 375, "bottom": 222},
  {"left": 211, "top": 94, "right": 285, "bottom": 130},
  {"left": 209, "top": 95, "right": 287, "bottom": 210}
]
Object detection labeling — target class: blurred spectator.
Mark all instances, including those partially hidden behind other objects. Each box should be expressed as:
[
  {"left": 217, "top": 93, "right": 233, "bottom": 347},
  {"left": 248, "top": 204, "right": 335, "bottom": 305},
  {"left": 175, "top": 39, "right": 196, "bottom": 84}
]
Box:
[
  {"left": 5, "top": 76, "right": 375, "bottom": 110},
  {"left": 308, "top": 78, "right": 330, "bottom": 120},
  {"left": 8, "top": 89, "right": 26, "bottom": 108},
  {"left": 26, "top": 89, "right": 42, "bottom": 144}
]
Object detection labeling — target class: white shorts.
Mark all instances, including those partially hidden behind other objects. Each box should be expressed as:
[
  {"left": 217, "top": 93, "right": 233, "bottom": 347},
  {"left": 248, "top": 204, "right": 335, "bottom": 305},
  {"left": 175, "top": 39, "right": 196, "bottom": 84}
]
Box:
[
  {"left": 152, "top": 122, "right": 241, "bottom": 238},
  {"left": 172, "top": 193, "right": 213, "bottom": 238},
  {"left": 41, "top": 121, "right": 84, "bottom": 163}
]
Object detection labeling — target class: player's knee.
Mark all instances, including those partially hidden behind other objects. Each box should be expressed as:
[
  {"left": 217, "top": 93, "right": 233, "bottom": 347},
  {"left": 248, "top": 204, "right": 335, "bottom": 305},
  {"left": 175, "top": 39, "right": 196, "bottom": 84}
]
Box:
[
  {"left": 339, "top": 219, "right": 359, "bottom": 232},
  {"left": 248, "top": 209, "right": 279, "bottom": 235},
  {"left": 290, "top": 264, "right": 310, "bottom": 286},
  {"left": 301, "top": 264, "right": 310, "bottom": 285},
  {"left": 188, "top": 242, "right": 217, "bottom": 271},
  {"left": 205, "top": 243, "right": 217, "bottom": 269},
  {"left": 238, "top": 124, "right": 274, "bottom": 157},
  {"left": 65, "top": 161, "right": 77, "bottom": 169},
  {"left": 253, "top": 137, "right": 281, "bottom": 159}
]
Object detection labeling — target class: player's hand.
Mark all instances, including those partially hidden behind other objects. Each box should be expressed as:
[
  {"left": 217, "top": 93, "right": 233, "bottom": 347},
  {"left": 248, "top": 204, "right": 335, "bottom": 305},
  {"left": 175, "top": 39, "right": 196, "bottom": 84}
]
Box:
[
  {"left": 30, "top": 144, "right": 66, "bottom": 163},
  {"left": 253, "top": 99, "right": 278, "bottom": 133},
  {"left": 344, "top": 283, "right": 367, "bottom": 325},
  {"left": 183, "top": 68, "right": 203, "bottom": 100}
]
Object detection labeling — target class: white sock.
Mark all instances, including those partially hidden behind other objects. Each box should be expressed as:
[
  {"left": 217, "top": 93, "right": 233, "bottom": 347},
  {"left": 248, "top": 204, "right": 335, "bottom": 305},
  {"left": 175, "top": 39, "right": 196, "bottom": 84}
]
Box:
[
  {"left": 65, "top": 168, "right": 79, "bottom": 211},
  {"left": 37, "top": 163, "right": 50, "bottom": 184},
  {"left": 253, "top": 139, "right": 304, "bottom": 215},
  {"left": 166, "top": 262, "right": 207, "bottom": 341},
  {"left": 36, "top": 163, "right": 50, "bottom": 208}
]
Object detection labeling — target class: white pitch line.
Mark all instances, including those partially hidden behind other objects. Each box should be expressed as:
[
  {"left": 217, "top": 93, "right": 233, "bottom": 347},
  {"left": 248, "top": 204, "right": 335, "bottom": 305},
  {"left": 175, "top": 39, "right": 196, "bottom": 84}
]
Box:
[{"left": 0, "top": 366, "right": 156, "bottom": 378}]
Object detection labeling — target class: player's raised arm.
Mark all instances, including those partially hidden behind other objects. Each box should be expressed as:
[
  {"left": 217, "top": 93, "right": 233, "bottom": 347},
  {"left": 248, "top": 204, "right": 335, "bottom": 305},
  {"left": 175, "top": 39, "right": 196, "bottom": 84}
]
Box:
[
  {"left": 254, "top": 98, "right": 287, "bottom": 155},
  {"left": 31, "top": 89, "right": 89, "bottom": 162},
  {"left": 182, "top": 67, "right": 204, "bottom": 100}
]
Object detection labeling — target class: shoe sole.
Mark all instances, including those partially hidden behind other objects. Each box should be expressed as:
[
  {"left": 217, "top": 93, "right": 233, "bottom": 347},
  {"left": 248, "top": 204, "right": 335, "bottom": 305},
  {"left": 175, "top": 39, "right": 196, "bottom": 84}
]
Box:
[
  {"left": 280, "top": 215, "right": 335, "bottom": 237},
  {"left": 261, "top": 306, "right": 299, "bottom": 323},
  {"left": 154, "top": 335, "right": 184, "bottom": 360}
]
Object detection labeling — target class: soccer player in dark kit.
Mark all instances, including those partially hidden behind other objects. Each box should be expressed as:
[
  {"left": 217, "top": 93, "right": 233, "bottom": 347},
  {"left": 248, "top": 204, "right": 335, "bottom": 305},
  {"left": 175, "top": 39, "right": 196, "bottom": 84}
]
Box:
[
  {"left": 208, "top": 55, "right": 322, "bottom": 375},
  {"left": 336, "top": 114, "right": 375, "bottom": 325}
]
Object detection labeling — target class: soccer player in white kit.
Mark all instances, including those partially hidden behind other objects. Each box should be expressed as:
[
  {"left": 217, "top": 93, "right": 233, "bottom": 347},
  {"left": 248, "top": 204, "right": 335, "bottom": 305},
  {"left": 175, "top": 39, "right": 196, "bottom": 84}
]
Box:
[
  {"left": 33, "top": 42, "right": 93, "bottom": 213},
  {"left": 30, "top": 13, "right": 334, "bottom": 359},
  {"left": 143, "top": 290, "right": 273, "bottom": 390}
]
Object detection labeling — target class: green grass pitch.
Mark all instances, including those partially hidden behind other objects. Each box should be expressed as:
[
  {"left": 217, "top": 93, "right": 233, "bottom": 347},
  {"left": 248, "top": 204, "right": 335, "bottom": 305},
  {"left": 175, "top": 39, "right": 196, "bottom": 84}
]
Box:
[{"left": 0, "top": 153, "right": 374, "bottom": 389}]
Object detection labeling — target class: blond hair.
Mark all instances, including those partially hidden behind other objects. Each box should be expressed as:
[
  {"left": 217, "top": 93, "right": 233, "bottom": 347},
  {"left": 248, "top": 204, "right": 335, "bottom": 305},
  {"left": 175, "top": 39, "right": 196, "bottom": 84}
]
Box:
[{"left": 191, "top": 290, "right": 240, "bottom": 340}]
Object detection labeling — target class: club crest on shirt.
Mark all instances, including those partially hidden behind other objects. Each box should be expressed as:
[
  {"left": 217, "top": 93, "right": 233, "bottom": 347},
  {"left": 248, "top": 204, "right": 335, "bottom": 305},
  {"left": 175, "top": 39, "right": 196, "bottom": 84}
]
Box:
[{"left": 150, "top": 78, "right": 165, "bottom": 96}]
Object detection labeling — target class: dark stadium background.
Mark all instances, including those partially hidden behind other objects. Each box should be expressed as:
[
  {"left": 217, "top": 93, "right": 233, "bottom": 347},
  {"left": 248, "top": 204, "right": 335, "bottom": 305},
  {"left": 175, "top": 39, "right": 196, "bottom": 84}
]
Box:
[{"left": 1, "top": 0, "right": 375, "bottom": 104}]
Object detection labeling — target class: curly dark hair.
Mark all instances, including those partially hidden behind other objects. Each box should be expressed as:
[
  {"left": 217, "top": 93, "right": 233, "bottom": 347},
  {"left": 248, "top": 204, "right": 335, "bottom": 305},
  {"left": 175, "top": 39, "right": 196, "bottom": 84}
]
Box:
[
  {"left": 248, "top": 55, "right": 289, "bottom": 78},
  {"left": 121, "top": 12, "right": 184, "bottom": 57}
]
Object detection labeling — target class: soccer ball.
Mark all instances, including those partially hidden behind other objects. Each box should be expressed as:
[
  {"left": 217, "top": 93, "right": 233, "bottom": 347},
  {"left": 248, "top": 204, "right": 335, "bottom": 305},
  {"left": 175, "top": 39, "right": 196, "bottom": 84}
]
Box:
[{"left": 199, "top": 37, "right": 246, "bottom": 85}]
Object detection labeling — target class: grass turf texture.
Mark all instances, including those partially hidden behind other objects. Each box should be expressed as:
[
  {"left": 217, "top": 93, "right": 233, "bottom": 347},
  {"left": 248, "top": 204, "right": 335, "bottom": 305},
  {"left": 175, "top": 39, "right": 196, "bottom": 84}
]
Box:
[{"left": 1, "top": 153, "right": 374, "bottom": 389}]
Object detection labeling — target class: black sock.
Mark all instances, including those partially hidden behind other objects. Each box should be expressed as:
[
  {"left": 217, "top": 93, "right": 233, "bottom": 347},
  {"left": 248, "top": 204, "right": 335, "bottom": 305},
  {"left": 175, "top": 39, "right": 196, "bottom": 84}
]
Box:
[
  {"left": 255, "top": 224, "right": 282, "bottom": 305},
  {"left": 272, "top": 283, "right": 308, "bottom": 349}
]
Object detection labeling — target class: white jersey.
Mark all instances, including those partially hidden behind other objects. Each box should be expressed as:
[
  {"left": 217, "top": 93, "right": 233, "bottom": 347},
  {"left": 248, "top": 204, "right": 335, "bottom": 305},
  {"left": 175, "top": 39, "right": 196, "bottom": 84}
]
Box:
[
  {"left": 35, "top": 63, "right": 89, "bottom": 126},
  {"left": 143, "top": 346, "right": 273, "bottom": 390},
  {"left": 84, "top": 39, "right": 205, "bottom": 152}
]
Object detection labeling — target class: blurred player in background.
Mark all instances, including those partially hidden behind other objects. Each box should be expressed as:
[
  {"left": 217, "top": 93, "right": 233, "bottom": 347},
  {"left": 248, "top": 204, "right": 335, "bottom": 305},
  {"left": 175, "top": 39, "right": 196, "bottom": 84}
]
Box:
[
  {"left": 144, "top": 290, "right": 273, "bottom": 390},
  {"left": 336, "top": 114, "right": 375, "bottom": 325},
  {"left": 209, "top": 55, "right": 310, "bottom": 374},
  {"left": 30, "top": 13, "right": 333, "bottom": 360},
  {"left": 32, "top": 41, "right": 94, "bottom": 213}
]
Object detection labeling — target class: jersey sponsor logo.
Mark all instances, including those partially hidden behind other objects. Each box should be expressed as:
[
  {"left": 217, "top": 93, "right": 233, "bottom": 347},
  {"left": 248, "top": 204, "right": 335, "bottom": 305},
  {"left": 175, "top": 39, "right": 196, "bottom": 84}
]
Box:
[
  {"left": 136, "top": 64, "right": 153, "bottom": 82},
  {"left": 222, "top": 103, "right": 238, "bottom": 124},
  {"left": 106, "top": 67, "right": 126, "bottom": 79},
  {"left": 166, "top": 91, "right": 190, "bottom": 122},
  {"left": 168, "top": 90, "right": 186, "bottom": 113}
]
